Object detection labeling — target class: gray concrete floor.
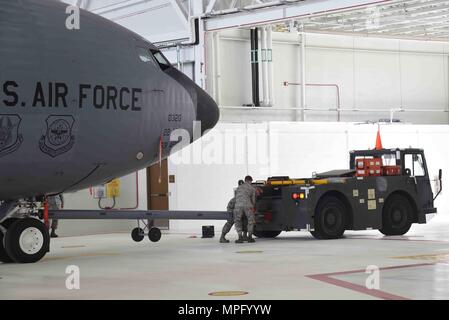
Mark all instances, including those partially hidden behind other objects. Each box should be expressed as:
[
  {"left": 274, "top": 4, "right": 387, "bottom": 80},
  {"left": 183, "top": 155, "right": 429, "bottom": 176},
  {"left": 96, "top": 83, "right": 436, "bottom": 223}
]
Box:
[{"left": 1, "top": 215, "right": 449, "bottom": 300}]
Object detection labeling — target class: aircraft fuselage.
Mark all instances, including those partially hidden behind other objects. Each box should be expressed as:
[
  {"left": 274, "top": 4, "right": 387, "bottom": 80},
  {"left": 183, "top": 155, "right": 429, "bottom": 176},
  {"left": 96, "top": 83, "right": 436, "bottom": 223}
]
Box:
[{"left": 0, "top": 0, "right": 219, "bottom": 200}]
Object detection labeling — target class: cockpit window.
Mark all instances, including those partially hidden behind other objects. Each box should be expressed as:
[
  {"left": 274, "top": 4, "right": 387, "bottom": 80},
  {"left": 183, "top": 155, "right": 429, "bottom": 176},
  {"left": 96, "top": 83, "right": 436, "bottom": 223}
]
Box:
[
  {"left": 151, "top": 50, "right": 172, "bottom": 71},
  {"left": 137, "top": 47, "right": 158, "bottom": 68},
  {"left": 136, "top": 47, "right": 172, "bottom": 71}
]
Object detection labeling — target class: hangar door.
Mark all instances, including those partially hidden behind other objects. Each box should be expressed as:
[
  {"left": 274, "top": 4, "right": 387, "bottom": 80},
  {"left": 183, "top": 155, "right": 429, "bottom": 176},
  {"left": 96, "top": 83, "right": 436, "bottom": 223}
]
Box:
[{"left": 147, "top": 160, "right": 169, "bottom": 229}]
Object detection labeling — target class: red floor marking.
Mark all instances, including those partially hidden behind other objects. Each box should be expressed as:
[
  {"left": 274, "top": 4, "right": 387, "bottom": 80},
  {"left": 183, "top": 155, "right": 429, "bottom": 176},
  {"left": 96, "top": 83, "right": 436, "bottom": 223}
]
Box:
[{"left": 306, "top": 263, "right": 434, "bottom": 300}]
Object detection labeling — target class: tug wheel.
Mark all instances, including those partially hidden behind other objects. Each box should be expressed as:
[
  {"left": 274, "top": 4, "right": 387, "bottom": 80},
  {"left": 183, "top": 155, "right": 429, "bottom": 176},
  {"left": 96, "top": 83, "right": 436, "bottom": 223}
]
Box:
[
  {"left": 380, "top": 194, "right": 413, "bottom": 236},
  {"left": 131, "top": 228, "right": 145, "bottom": 242},
  {"left": 311, "top": 196, "right": 347, "bottom": 240},
  {"left": 148, "top": 227, "right": 161, "bottom": 242}
]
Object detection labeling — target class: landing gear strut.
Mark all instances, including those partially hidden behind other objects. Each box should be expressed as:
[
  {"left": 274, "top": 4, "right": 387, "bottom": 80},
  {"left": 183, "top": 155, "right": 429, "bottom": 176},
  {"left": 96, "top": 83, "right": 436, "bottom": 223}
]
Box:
[{"left": 131, "top": 220, "right": 161, "bottom": 243}]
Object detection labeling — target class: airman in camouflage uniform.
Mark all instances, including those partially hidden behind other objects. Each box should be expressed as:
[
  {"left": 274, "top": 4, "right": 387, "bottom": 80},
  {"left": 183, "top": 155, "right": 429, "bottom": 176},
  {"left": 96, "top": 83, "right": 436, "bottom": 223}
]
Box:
[
  {"left": 234, "top": 176, "right": 256, "bottom": 243},
  {"left": 220, "top": 180, "right": 248, "bottom": 243},
  {"left": 47, "top": 194, "right": 64, "bottom": 238},
  {"left": 219, "top": 197, "right": 236, "bottom": 243}
]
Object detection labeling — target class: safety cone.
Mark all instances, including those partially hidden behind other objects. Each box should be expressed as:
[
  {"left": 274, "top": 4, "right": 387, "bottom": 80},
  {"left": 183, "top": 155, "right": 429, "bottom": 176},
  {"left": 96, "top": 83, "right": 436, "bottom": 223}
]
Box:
[{"left": 375, "top": 125, "right": 383, "bottom": 150}]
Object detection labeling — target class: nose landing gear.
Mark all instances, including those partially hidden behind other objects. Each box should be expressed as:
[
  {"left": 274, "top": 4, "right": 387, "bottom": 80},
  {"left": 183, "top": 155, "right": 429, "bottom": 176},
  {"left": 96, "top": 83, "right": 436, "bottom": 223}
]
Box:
[{"left": 131, "top": 219, "right": 162, "bottom": 243}]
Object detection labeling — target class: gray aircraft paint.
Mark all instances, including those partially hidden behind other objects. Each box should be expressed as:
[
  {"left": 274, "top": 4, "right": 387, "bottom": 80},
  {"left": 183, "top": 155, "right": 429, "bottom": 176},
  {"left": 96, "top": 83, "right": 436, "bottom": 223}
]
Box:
[{"left": 0, "top": 0, "right": 219, "bottom": 200}]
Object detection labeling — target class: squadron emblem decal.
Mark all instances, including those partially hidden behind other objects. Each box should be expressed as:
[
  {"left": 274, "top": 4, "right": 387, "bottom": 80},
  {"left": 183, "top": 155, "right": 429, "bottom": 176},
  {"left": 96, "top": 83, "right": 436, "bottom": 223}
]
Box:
[
  {"left": 39, "top": 115, "right": 76, "bottom": 157},
  {"left": 0, "top": 114, "right": 23, "bottom": 158}
]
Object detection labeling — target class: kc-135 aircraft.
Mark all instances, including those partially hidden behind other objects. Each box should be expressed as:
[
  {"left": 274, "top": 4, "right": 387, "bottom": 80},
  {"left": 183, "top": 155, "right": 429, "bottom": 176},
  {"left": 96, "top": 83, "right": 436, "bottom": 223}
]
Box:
[{"left": 0, "top": 0, "right": 220, "bottom": 263}]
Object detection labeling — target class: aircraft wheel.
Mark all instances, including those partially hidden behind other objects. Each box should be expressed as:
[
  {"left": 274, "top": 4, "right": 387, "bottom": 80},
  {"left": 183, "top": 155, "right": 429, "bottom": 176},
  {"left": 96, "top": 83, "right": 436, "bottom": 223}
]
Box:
[
  {"left": 0, "top": 229, "right": 14, "bottom": 263},
  {"left": 380, "top": 194, "right": 413, "bottom": 236},
  {"left": 148, "top": 227, "right": 161, "bottom": 242},
  {"left": 5, "top": 218, "right": 49, "bottom": 263},
  {"left": 313, "top": 196, "right": 347, "bottom": 240},
  {"left": 131, "top": 228, "right": 145, "bottom": 242},
  {"left": 1, "top": 218, "right": 19, "bottom": 229},
  {"left": 253, "top": 230, "right": 281, "bottom": 238},
  {"left": 0, "top": 218, "right": 20, "bottom": 263}
]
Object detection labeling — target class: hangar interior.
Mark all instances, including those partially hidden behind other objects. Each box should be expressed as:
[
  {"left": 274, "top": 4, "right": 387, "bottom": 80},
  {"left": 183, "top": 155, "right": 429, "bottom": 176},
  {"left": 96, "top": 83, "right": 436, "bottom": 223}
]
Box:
[
  {"left": 57, "top": 0, "right": 449, "bottom": 235},
  {"left": 2, "top": 0, "right": 449, "bottom": 300}
]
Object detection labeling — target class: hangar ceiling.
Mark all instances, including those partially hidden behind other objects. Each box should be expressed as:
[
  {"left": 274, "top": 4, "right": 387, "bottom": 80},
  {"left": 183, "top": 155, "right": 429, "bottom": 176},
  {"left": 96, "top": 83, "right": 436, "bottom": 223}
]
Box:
[
  {"left": 289, "top": 0, "right": 449, "bottom": 41},
  {"left": 205, "top": 0, "right": 306, "bottom": 14},
  {"left": 62, "top": 1, "right": 449, "bottom": 42},
  {"left": 204, "top": 0, "right": 449, "bottom": 42}
]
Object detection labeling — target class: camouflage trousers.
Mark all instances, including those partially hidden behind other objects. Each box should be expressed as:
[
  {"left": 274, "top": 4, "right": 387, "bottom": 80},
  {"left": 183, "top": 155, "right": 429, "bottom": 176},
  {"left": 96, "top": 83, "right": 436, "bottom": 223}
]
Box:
[
  {"left": 222, "top": 212, "right": 247, "bottom": 235},
  {"left": 234, "top": 207, "right": 255, "bottom": 234},
  {"left": 50, "top": 219, "right": 58, "bottom": 229}
]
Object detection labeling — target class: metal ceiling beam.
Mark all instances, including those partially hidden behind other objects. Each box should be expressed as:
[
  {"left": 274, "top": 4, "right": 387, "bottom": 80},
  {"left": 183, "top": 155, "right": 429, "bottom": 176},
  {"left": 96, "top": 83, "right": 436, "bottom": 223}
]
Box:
[
  {"left": 392, "top": 23, "right": 449, "bottom": 35},
  {"left": 301, "top": 0, "right": 449, "bottom": 33},
  {"left": 205, "top": 0, "right": 218, "bottom": 14},
  {"left": 305, "top": 0, "right": 404, "bottom": 22},
  {"left": 351, "top": 10, "right": 449, "bottom": 32},
  {"left": 311, "top": 8, "right": 449, "bottom": 33},
  {"left": 383, "top": 18, "right": 449, "bottom": 34},
  {"left": 325, "top": 5, "right": 449, "bottom": 32},
  {"left": 377, "top": 18, "right": 449, "bottom": 33},
  {"left": 204, "top": 0, "right": 394, "bottom": 31},
  {"left": 311, "top": 0, "right": 448, "bottom": 22},
  {"left": 168, "top": 0, "right": 189, "bottom": 27},
  {"left": 302, "top": 27, "right": 449, "bottom": 41}
]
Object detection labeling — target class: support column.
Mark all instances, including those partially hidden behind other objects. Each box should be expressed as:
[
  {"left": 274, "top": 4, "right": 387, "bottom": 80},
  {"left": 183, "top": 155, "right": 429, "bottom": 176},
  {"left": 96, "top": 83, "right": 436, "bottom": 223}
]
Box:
[
  {"left": 251, "top": 28, "right": 260, "bottom": 107},
  {"left": 192, "top": 0, "right": 205, "bottom": 88},
  {"left": 300, "top": 29, "right": 306, "bottom": 122},
  {"left": 267, "top": 26, "right": 274, "bottom": 107},
  {"left": 261, "top": 26, "right": 269, "bottom": 106}
]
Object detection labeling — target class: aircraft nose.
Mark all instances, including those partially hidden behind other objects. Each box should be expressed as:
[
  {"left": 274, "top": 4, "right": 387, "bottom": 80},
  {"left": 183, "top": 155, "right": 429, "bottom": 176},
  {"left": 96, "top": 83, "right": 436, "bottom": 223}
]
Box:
[
  {"left": 165, "top": 67, "right": 219, "bottom": 135},
  {"left": 195, "top": 86, "right": 220, "bottom": 135}
]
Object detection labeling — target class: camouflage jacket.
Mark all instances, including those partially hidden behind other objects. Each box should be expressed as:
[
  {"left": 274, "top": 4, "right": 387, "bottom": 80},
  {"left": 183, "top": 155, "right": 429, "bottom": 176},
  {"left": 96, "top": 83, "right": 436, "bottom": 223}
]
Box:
[
  {"left": 235, "top": 182, "right": 256, "bottom": 208},
  {"left": 227, "top": 197, "right": 236, "bottom": 212}
]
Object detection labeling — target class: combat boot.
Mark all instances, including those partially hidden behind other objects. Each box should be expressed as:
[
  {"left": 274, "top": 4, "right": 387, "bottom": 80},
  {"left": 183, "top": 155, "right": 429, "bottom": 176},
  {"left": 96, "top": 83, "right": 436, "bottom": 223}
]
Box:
[
  {"left": 242, "top": 232, "right": 249, "bottom": 241},
  {"left": 247, "top": 233, "right": 255, "bottom": 243},
  {"left": 219, "top": 233, "right": 230, "bottom": 243},
  {"left": 235, "top": 232, "right": 244, "bottom": 244}
]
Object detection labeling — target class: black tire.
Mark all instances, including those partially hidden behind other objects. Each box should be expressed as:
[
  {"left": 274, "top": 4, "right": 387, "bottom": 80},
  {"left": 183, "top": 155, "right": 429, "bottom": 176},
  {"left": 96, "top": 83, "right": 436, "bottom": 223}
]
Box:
[
  {"left": 380, "top": 194, "right": 413, "bottom": 236},
  {"left": 131, "top": 228, "right": 145, "bottom": 242},
  {"left": 310, "top": 230, "right": 322, "bottom": 239},
  {"left": 0, "top": 230, "right": 13, "bottom": 263},
  {"left": 312, "top": 196, "right": 347, "bottom": 239},
  {"left": 1, "top": 218, "right": 19, "bottom": 229},
  {"left": 0, "top": 219, "right": 20, "bottom": 263},
  {"left": 4, "top": 218, "right": 50, "bottom": 263},
  {"left": 148, "top": 227, "right": 162, "bottom": 242},
  {"left": 253, "top": 230, "right": 282, "bottom": 238}
]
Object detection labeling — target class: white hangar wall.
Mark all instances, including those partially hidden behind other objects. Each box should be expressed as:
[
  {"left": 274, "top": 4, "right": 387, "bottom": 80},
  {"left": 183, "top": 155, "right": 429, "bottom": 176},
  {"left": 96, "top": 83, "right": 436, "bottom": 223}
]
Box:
[
  {"left": 168, "top": 122, "right": 448, "bottom": 233},
  {"left": 208, "top": 30, "right": 449, "bottom": 124}
]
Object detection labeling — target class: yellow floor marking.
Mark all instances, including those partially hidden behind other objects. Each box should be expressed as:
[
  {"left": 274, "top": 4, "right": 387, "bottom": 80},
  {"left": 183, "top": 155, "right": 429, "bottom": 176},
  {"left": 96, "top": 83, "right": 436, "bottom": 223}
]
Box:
[
  {"left": 61, "top": 245, "right": 86, "bottom": 249},
  {"left": 209, "top": 291, "right": 249, "bottom": 297},
  {"left": 392, "top": 253, "right": 449, "bottom": 263},
  {"left": 236, "top": 250, "right": 263, "bottom": 254},
  {"left": 43, "top": 252, "right": 120, "bottom": 262}
]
